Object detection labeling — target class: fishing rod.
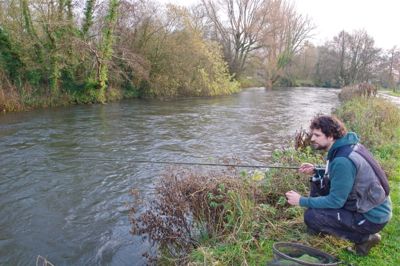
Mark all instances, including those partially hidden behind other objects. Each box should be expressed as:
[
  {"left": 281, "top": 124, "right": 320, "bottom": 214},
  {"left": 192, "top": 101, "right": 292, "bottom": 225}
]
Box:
[
  {"left": 123, "top": 159, "right": 300, "bottom": 169},
  {"left": 59, "top": 157, "right": 301, "bottom": 170}
]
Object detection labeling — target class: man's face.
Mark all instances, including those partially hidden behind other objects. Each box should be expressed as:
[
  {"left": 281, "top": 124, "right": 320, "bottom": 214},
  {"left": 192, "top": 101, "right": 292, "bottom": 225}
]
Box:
[{"left": 310, "top": 128, "right": 334, "bottom": 151}]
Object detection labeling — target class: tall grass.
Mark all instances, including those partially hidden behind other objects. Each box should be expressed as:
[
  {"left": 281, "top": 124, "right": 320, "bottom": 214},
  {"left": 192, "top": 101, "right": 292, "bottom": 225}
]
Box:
[
  {"left": 335, "top": 98, "right": 400, "bottom": 148},
  {"left": 335, "top": 97, "right": 400, "bottom": 179}
]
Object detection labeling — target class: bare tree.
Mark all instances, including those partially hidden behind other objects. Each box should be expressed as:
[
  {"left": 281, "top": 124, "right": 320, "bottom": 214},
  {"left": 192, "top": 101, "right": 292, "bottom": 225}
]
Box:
[
  {"left": 376, "top": 46, "right": 400, "bottom": 90},
  {"left": 387, "top": 46, "right": 400, "bottom": 90},
  {"left": 331, "top": 30, "right": 380, "bottom": 86},
  {"left": 200, "top": 0, "right": 271, "bottom": 77},
  {"left": 261, "top": 0, "right": 314, "bottom": 88}
]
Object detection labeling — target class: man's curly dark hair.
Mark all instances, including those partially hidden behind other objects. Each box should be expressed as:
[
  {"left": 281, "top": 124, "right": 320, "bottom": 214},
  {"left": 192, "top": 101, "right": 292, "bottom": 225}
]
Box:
[{"left": 310, "top": 115, "right": 347, "bottom": 140}]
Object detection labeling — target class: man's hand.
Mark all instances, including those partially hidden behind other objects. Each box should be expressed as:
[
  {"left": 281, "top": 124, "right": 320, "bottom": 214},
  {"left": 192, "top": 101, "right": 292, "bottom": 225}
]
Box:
[
  {"left": 285, "top": 190, "right": 301, "bottom": 206},
  {"left": 299, "top": 163, "right": 315, "bottom": 175}
]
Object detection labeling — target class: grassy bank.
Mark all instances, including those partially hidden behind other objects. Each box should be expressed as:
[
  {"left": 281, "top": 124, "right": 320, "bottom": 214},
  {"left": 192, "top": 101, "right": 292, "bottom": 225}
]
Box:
[{"left": 130, "top": 96, "right": 400, "bottom": 265}]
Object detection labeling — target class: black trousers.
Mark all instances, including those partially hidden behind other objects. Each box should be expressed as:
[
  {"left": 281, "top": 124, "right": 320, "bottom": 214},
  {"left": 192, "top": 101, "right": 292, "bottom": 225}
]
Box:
[
  {"left": 304, "top": 181, "right": 386, "bottom": 244},
  {"left": 304, "top": 208, "right": 386, "bottom": 243}
]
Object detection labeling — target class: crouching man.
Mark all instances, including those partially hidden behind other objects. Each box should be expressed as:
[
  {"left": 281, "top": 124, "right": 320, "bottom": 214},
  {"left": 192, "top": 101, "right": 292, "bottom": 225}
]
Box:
[{"left": 286, "top": 115, "right": 392, "bottom": 256}]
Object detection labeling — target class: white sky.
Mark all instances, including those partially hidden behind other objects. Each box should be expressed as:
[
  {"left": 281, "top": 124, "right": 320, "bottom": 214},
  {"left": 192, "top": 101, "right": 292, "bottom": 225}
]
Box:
[{"left": 158, "top": 0, "right": 400, "bottom": 50}]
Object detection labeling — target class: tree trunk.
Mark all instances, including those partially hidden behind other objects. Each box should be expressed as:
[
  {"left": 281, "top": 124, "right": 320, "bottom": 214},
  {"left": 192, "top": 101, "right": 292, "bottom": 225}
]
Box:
[
  {"left": 82, "top": 0, "right": 96, "bottom": 38},
  {"left": 97, "top": 0, "right": 119, "bottom": 103}
]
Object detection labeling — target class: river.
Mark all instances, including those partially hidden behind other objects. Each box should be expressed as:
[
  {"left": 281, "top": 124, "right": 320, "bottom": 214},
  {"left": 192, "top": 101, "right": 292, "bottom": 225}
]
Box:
[{"left": 0, "top": 87, "right": 339, "bottom": 265}]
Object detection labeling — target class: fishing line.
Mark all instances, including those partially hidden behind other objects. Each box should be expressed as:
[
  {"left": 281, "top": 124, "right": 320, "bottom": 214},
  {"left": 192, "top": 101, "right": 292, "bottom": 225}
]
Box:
[{"left": 27, "top": 156, "right": 300, "bottom": 170}]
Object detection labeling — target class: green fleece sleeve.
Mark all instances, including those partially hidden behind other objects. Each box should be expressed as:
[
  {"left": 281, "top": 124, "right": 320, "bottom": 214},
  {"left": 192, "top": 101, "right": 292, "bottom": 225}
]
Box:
[{"left": 299, "top": 157, "right": 356, "bottom": 208}]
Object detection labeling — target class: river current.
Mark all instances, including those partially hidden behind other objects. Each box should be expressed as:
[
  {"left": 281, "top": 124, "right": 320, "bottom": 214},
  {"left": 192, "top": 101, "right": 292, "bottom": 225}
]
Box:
[{"left": 0, "top": 87, "right": 339, "bottom": 265}]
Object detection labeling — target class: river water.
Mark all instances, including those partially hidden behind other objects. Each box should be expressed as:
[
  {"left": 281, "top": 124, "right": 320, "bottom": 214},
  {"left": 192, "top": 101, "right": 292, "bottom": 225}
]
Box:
[{"left": 0, "top": 87, "right": 339, "bottom": 265}]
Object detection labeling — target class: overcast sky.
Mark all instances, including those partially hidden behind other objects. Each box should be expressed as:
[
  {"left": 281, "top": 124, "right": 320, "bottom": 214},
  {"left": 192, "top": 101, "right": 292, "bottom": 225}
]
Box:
[{"left": 158, "top": 0, "right": 399, "bottom": 50}]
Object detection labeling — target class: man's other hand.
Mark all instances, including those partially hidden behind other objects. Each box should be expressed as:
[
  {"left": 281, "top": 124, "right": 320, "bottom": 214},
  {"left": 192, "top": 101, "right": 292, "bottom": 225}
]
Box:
[{"left": 285, "top": 190, "right": 301, "bottom": 206}]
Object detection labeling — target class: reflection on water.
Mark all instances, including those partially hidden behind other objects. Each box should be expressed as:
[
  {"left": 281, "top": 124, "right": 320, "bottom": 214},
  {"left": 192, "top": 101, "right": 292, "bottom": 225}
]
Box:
[{"left": 0, "top": 87, "right": 339, "bottom": 265}]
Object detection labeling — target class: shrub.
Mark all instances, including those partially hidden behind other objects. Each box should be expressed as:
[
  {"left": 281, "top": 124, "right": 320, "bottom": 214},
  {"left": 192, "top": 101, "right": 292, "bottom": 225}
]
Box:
[
  {"left": 130, "top": 167, "right": 265, "bottom": 263},
  {"left": 338, "top": 83, "right": 377, "bottom": 101}
]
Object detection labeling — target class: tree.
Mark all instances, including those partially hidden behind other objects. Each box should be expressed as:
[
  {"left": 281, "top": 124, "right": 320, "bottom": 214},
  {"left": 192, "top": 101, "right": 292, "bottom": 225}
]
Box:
[
  {"left": 286, "top": 41, "right": 318, "bottom": 85},
  {"left": 82, "top": 0, "right": 96, "bottom": 38},
  {"left": 313, "top": 44, "right": 341, "bottom": 88},
  {"left": 200, "top": 0, "right": 271, "bottom": 78},
  {"left": 0, "top": 27, "right": 24, "bottom": 86},
  {"left": 2, "top": 0, "right": 313, "bottom": 111},
  {"left": 331, "top": 30, "right": 380, "bottom": 86},
  {"left": 311, "top": 30, "right": 381, "bottom": 88},
  {"left": 376, "top": 47, "right": 400, "bottom": 90},
  {"left": 386, "top": 47, "right": 400, "bottom": 90},
  {"left": 106, "top": 0, "right": 151, "bottom": 93},
  {"left": 96, "top": 0, "right": 119, "bottom": 102},
  {"left": 260, "top": 0, "right": 314, "bottom": 88}
]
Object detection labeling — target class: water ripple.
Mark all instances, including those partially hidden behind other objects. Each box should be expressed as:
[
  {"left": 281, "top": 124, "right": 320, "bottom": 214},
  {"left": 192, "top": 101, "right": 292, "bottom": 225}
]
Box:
[{"left": 0, "top": 87, "right": 339, "bottom": 265}]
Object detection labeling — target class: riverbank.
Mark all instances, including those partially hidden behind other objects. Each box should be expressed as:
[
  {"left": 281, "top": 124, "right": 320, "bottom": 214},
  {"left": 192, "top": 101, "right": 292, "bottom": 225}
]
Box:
[
  {"left": 129, "top": 95, "right": 400, "bottom": 265},
  {"left": 0, "top": 81, "right": 240, "bottom": 114}
]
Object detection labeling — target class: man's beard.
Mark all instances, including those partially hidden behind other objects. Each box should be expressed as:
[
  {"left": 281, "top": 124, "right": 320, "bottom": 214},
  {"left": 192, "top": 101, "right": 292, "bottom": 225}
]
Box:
[{"left": 312, "top": 142, "right": 328, "bottom": 151}]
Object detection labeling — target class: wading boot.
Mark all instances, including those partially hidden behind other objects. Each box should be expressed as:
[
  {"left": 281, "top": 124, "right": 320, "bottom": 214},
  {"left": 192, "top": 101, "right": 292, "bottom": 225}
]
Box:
[{"left": 354, "top": 233, "right": 381, "bottom": 256}]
